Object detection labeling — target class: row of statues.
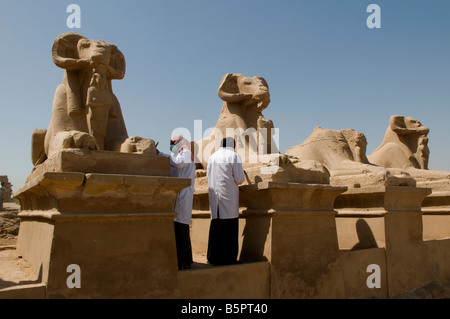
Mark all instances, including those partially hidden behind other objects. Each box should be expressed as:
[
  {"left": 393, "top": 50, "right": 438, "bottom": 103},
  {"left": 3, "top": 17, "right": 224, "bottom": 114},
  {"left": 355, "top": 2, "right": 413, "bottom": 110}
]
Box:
[
  {"left": 286, "top": 116, "right": 449, "bottom": 190},
  {"left": 29, "top": 32, "right": 449, "bottom": 194}
]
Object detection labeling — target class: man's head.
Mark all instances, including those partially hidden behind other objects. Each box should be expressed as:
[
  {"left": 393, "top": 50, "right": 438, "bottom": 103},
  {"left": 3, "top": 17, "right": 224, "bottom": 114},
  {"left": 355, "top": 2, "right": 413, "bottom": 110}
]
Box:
[
  {"left": 170, "top": 135, "right": 183, "bottom": 152},
  {"left": 222, "top": 137, "right": 236, "bottom": 149}
]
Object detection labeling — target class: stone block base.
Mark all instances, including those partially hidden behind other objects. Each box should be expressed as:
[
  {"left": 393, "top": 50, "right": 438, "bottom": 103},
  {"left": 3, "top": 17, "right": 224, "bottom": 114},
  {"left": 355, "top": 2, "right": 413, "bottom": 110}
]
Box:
[{"left": 13, "top": 171, "right": 192, "bottom": 298}]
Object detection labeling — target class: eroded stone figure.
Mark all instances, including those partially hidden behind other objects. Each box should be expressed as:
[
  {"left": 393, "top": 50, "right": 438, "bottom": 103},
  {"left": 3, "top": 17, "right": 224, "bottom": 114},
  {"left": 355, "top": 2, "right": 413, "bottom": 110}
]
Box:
[
  {"left": 286, "top": 127, "right": 415, "bottom": 188},
  {"left": 368, "top": 115, "right": 449, "bottom": 191},
  {"left": 368, "top": 115, "right": 430, "bottom": 170},
  {"left": 31, "top": 32, "right": 155, "bottom": 167},
  {"left": 193, "top": 73, "right": 329, "bottom": 189},
  {"left": 193, "top": 73, "right": 273, "bottom": 168}
]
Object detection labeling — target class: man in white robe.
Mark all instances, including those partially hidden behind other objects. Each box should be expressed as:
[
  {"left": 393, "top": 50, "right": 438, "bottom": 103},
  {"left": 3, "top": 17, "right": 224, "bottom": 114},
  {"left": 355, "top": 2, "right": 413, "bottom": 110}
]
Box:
[
  {"left": 158, "top": 135, "right": 195, "bottom": 270},
  {"left": 206, "top": 137, "right": 245, "bottom": 265}
]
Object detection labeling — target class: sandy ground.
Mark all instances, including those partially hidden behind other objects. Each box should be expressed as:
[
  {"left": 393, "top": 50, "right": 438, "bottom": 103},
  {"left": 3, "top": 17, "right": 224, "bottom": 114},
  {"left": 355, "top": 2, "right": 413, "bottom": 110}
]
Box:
[
  {"left": 0, "top": 248, "right": 40, "bottom": 289},
  {"left": 0, "top": 202, "right": 40, "bottom": 290}
]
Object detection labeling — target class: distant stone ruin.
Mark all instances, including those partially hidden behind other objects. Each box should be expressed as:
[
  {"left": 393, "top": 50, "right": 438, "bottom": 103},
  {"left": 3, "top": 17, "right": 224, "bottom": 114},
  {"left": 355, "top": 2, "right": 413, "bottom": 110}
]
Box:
[{"left": 0, "top": 175, "right": 13, "bottom": 203}]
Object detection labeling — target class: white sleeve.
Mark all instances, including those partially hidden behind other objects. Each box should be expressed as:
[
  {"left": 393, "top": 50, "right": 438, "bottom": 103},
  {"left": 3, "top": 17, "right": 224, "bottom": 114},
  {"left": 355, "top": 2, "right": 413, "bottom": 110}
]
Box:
[
  {"left": 207, "top": 158, "right": 211, "bottom": 179},
  {"left": 170, "top": 150, "right": 192, "bottom": 168},
  {"left": 233, "top": 154, "right": 245, "bottom": 185}
]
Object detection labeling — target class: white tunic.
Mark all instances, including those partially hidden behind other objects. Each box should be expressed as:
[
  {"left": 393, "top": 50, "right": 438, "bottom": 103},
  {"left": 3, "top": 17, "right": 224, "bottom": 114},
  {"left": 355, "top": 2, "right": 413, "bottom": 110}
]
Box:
[
  {"left": 207, "top": 147, "right": 245, "bottom": 219},
  {"left": 160, "top": 150, "right": 195, "bottom": 225}
]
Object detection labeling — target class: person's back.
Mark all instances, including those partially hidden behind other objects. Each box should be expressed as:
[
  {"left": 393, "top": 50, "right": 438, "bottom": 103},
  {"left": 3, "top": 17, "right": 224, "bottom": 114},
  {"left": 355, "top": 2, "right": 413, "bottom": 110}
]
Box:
[
  {"left": 207, "top": 144, "right": 245, "bottom": 219},
  {"left": 206, "top": 137, "right": 245, "bottom": 265}
]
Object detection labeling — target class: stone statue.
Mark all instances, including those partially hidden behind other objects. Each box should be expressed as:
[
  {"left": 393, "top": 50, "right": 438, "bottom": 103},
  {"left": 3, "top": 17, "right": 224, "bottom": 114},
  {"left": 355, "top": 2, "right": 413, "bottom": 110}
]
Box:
[
  {"left": 31, "top": 32, "right": 155, "bottom": 167},
  {"left": 287, "top": 127, "right": 371, "bottom": 170},
  {"left": 216, "top": 73, "right": 272, "bottom": 136},
  {"left": 368, "top": 115, "right": 449, "bottom": 191},
  {"left": 368, "top": 115, "right": 430, "bottom": 170},
  {"left": 286, "top": 127, "right": 416, "bottom": 188},
  {"left": 193, "top": 73, "right": 329, "bottom": 189},
  {"left": 193, "top": 73, "right": 273, "bottom": 168}
]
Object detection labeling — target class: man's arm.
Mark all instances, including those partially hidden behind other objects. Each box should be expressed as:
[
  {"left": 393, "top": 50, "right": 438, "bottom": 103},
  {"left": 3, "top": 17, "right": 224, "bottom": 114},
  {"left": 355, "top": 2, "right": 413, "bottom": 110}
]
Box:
[
  {"left": 170, "top": 150, "right": 192, "bottom": 168},
  {"left": 233, "top": 154, "right": 245, "bottom": 185}
]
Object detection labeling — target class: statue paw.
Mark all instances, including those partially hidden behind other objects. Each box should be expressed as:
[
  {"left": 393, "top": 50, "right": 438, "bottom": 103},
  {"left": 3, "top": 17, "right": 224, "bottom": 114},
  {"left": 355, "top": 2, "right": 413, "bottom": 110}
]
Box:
[{"left": 120, "top": 136, "right": 156, "bottom": 155}]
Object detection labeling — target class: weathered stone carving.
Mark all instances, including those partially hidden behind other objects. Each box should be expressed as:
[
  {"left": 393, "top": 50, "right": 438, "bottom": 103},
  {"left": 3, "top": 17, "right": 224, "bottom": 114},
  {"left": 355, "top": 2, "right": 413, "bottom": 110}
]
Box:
[
  {"left": 288, "top": 127, "right": 370, "bottom": 170},
  {"left": 286, "top": 127, "right": 416, "bottom": 188},
  {"left": 193, "top": 73, "right": 329, "bottom": 191},
  {"left": 193, "top": 73, "right": 272, "bottom": 168},
  {"left": 368, "top": 115, "right": 430, "bottom": 170},
  {"left": 368, "top": 115, "right": 450, "bottom": 192},
  {"left": 32, "top": 32, "right": 155, "bottom": 168}
]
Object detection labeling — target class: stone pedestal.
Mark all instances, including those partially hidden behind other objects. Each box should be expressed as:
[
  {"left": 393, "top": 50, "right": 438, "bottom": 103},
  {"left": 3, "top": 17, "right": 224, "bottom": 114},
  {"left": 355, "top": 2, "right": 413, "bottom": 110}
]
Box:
[
  {"left": 192, "top": 181, "right": 348, "bottom": 299},
  {"left": 27, "top": 149, "right": 170, "bottom": 182},
  {"left": 240, "top": 182, "right": 347, "bottom": 299},
  {"left": 14, "top": 171, "right": 191, "bottom": 298},
  {"left": 420, "top": 187, "right": 450, "bottom": 240},
  {"left": 334, "top": 186, "right": 433, "bottom": 297}
]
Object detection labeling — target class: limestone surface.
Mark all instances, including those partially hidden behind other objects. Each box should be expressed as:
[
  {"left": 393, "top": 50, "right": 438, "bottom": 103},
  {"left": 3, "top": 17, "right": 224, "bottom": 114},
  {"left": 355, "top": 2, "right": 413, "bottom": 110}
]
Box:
[
  {"left": 193, "top": 73, "right": 329, "bottom": 191},
  {"left": 32, "top": 32, "right": 156, "bottom": 169},
  {"left": 369, "top": 115, "right": 450, "bottom": 192},
  {"left": 368, "top": 115, "right": 430, "bottom": 170},
  {"left": 286, "top": 126, "right": 415, "bottom": 188}
]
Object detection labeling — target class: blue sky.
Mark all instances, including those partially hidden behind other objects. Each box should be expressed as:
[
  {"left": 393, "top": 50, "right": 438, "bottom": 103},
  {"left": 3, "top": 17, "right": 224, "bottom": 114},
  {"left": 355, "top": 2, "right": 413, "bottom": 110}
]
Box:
[{"left": 0, "top": 0, "right": 449, "bottom": 192}]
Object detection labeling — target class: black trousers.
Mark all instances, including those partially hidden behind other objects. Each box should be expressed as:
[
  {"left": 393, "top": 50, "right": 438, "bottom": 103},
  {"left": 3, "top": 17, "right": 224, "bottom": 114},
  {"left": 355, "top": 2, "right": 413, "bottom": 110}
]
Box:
[
  {"left": 207, "top": 217, "right": 239, "bottom": 266},
  {"left": 174, "top": 221, "right": 193, "bottom": 270}
]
